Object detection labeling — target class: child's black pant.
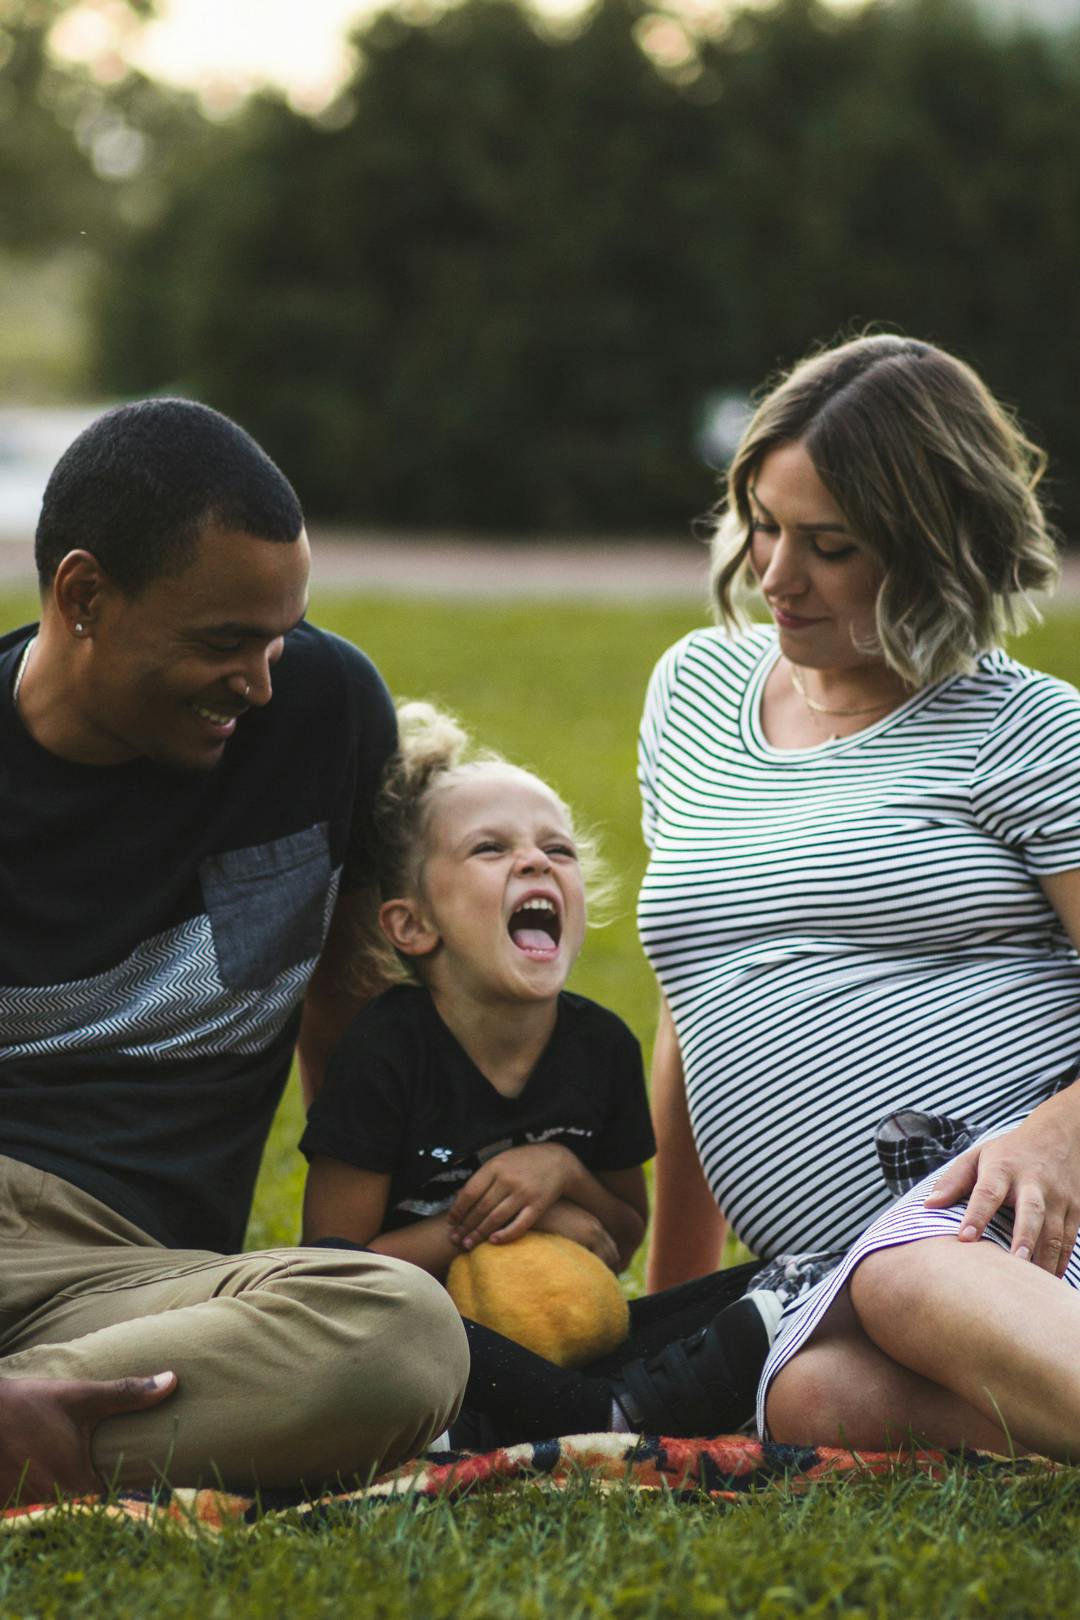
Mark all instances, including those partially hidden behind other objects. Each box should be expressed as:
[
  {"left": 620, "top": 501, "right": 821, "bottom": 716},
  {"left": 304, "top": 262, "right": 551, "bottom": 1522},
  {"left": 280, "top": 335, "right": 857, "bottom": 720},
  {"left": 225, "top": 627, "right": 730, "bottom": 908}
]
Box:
[{"left": 455, "top": 1261, "right": 761, "bottom": 1447}]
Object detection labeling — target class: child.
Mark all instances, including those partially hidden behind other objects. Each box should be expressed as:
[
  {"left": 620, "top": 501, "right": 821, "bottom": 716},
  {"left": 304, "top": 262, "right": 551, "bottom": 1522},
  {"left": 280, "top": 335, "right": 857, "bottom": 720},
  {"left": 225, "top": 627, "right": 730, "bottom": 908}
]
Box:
[{"left": 300, "top": 703, "right": 781, "bottom": 1445}]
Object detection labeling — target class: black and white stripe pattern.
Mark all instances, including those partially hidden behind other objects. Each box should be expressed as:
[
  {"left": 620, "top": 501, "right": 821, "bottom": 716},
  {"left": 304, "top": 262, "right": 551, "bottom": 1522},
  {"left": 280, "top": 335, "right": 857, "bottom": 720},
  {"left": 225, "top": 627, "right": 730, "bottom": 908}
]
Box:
[
  {"left": 756, "top": 1120, "right": 1080, "bottom": 1434},
  {"left": 637, "top": 628, "right": 1080, "bottom": 1263},
  {"left": 0, "top": 874, "right": 340, "bottom": 1062}
]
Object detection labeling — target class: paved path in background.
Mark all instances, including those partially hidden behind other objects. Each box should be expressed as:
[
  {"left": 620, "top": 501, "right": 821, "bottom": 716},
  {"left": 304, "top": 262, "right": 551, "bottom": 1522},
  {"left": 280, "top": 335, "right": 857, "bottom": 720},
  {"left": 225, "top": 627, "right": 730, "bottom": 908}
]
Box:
[{"left": 1, "top": 529, "right": 1078, "bottom": 600}]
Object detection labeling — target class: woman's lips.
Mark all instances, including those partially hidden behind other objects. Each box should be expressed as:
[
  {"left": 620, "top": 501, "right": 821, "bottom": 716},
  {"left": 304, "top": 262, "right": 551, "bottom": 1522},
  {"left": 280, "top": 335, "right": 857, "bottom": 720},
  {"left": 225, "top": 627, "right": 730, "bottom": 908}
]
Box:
[{"left": 772, "top": 608, "right": 825, "bottom": 629}]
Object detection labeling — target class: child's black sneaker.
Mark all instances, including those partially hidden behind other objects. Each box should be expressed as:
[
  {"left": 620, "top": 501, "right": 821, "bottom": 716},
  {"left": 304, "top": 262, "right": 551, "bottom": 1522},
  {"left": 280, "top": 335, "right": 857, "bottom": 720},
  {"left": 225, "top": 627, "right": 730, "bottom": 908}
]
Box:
[{"left": 608, "top": 1290, "right": 782, "bottom": 1437}]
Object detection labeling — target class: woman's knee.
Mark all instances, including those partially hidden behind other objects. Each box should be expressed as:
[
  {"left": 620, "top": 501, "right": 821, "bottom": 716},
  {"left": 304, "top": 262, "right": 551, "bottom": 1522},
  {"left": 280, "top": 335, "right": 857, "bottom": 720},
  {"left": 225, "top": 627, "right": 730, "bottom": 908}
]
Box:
[
  {"left": 764, "top": 1288, "right": 903, "bottom": 1448},
  {"left": 765, "top": 1347, "right": 847, "bottom": 1445}
]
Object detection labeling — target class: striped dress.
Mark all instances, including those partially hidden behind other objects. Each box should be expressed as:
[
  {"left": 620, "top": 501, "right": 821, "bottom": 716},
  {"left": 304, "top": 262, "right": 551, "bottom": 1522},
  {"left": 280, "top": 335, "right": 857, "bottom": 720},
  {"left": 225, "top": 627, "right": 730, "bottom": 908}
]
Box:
[{"left": 636, "top": 626, "right": 1080, "bottom": 1429}]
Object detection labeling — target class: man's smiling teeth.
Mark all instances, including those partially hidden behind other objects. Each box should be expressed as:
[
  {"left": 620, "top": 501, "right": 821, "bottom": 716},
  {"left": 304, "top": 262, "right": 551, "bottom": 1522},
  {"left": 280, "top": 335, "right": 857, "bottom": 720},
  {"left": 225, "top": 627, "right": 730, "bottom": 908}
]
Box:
[{"left": 190, "top": 701, "right": 235, "bottom": 725}]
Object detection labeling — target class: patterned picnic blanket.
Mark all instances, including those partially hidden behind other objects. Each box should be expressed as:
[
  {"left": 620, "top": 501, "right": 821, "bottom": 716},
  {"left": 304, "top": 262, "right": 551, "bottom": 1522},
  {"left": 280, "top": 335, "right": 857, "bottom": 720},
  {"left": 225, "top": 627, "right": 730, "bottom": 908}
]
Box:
[{"left": 0, "top": 1432, "right": 1048, "bottom": 1535}]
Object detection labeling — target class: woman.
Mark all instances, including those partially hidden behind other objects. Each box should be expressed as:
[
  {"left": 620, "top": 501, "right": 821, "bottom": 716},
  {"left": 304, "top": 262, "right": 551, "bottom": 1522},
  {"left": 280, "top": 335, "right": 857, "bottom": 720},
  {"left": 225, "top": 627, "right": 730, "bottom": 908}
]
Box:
[{"left": 639, "top": 333, "right": 1080, "bottom": 1458}]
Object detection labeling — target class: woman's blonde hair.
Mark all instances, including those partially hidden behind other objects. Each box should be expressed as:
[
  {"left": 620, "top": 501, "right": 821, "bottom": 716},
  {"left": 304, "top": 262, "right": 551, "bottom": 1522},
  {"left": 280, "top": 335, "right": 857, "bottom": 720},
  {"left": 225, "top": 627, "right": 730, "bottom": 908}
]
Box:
[
  {"left": 710, "top": 334, "right": 1060, "bottom": 686},
  {"left": 357, "top": 701, "right": 614, "bottom": 988}
]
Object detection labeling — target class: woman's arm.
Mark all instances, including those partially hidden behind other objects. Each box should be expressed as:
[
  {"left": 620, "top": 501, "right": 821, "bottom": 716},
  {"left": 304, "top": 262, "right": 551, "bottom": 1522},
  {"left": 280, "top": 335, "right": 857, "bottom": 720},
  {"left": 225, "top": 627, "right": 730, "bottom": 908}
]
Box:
[
  {"left": 926, "top": 866, "right": 1080, "bottom": 1275},
  {"left": 645, "top": 994, "right": 727, "bottom": 1292},
  {"left": 302, "top": 1156, "right": 461, "bottom": 1279}
]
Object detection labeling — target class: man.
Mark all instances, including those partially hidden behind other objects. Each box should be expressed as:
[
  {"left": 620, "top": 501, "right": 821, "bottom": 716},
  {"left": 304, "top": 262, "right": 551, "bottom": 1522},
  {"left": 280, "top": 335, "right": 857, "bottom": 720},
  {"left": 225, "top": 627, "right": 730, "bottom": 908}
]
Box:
[{"left": 0, "top": 399, "right": 468, "bottom": 1496}]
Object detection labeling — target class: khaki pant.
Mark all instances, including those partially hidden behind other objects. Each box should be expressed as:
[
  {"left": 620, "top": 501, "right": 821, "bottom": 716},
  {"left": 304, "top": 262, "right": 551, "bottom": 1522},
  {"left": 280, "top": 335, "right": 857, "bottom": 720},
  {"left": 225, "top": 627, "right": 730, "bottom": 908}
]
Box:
[{"left": 0, "top": 1155, "right": 469, "bottom": 1490}]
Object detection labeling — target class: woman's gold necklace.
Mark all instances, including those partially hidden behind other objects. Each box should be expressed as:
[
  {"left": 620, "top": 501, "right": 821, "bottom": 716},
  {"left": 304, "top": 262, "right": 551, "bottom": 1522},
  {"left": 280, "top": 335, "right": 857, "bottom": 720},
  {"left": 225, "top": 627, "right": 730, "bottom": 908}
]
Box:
[
  {"left": 788, "top": 665, "right": 905, "bottom": 741},
  {"left": 788, "top": 665, "right": 896, "bottom": 718}
]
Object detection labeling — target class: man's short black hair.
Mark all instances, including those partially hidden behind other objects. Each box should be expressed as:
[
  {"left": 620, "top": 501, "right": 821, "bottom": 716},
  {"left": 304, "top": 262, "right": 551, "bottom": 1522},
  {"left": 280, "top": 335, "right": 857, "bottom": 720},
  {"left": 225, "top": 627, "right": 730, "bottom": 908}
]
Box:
[{"left": 35, "top": 398, "right": 304, "bottom": 596}]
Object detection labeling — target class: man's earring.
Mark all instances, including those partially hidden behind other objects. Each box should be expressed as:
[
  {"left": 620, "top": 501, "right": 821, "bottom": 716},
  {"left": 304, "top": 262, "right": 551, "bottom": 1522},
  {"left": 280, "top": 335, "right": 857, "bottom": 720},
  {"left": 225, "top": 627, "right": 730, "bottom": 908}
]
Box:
[{"left": 75, "top": 622, "right": 85, "bottom": 634}]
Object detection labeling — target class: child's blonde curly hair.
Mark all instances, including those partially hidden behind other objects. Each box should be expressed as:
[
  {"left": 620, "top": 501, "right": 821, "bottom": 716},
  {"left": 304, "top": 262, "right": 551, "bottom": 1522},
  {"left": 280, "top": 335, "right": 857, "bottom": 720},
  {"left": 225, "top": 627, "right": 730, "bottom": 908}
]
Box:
[{"left": 354, "top": 701, "right": 615, "bottom": 990}]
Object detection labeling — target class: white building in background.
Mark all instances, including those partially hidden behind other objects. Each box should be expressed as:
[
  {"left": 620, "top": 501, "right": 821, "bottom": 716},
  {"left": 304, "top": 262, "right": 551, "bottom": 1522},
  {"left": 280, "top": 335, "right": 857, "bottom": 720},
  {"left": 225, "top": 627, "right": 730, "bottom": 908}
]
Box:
[
  {"left": 0, "top": 406, "right": 109, "bottom": 542},
  {"left": 976, "top": 0, "right": 1080, "bottom": 24}
]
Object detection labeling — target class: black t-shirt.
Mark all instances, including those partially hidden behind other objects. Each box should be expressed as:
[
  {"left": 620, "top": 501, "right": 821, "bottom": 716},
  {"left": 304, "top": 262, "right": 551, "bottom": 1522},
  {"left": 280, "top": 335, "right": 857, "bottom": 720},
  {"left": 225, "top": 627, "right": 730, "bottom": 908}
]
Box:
[
  {"left": 0, "top": 619, "right": 396, "bottom": 1253},
  {"left": 300, "top": 984, "right": 655, "bottom": 1228}
]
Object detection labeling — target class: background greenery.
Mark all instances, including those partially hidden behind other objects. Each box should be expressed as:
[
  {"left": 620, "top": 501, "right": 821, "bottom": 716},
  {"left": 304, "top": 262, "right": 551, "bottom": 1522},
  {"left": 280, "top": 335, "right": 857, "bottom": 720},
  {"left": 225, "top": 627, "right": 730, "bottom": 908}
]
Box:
[
  {"left": 5, "top": 0, "right": 1080, "bottom": 537},
  {"left": 97, "top": 0, "right": 1080, "bottom": 535}
]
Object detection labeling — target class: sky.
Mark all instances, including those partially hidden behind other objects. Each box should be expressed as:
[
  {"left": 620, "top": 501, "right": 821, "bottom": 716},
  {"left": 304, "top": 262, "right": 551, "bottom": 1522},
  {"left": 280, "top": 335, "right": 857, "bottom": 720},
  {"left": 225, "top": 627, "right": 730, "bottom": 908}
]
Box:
[
  {"left": 50, "top": 0, "right": 867, "bottom": 112},
  {"left": 49, "top": 0, "right": 1080, "bottom": 113},
  {"left": 51, "top": 0, "right": 596, "bottom": 112},
  {"left": 50, "top": 0, "right": 375, "bottom": 112}
]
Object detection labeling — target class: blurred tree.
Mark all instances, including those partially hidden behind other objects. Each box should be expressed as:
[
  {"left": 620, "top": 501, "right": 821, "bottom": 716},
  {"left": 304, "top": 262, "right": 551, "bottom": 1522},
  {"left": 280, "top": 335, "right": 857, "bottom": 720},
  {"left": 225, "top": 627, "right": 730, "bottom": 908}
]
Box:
[
  {"left": 0, "top": 1, "right": 106, "bottom": 249},
  {"left": 0, "top": 0, "right": 189, "bottom": 252},
  {"left": 97, "top": 0, "right": 722, "bottom": 528},
  {"left": 92, "top": 0, "right": 1080, "bottom": 536},
  {"left": 0, "top": 0, "right": 216, "bottom": 399}
]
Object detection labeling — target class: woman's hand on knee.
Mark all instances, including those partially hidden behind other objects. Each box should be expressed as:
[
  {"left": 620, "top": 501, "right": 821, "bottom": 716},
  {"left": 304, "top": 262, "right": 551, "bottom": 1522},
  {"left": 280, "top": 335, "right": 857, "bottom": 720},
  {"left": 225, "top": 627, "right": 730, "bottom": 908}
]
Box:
[{"left": 925, "top": 1097, "right": 1080, "bottom": 1276}]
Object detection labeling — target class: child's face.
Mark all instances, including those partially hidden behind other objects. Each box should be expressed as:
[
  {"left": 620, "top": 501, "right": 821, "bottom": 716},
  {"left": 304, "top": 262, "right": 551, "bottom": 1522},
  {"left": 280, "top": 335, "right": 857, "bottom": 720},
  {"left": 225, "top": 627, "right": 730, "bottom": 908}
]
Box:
[{"left": 404, "top": 770, "right": 587, "bottom": 1004}]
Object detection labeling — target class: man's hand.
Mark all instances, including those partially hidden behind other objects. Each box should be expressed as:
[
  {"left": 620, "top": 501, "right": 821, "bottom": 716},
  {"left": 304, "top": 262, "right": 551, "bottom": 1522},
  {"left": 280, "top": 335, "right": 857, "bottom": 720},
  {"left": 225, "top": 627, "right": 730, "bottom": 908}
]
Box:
[
  {"left": 925, "top": 1087, "right": 1080, "bottom": 1275},
  {"left": 448, "top": 1144, "right": 577, "bottom": 1250},
  {"left": 0, "top": 1372, "right": 177, "bottom": 1504},
  {"left": 532, "top": 1199, "right": 620, "bottom": 1271}
]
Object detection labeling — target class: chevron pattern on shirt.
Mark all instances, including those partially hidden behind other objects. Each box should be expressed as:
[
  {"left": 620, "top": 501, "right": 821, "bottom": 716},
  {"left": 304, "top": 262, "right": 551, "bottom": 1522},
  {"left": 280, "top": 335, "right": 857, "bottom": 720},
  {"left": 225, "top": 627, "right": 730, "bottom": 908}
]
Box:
[{"left": 0, "top": 873, "right": 340, "bottom": 1062}]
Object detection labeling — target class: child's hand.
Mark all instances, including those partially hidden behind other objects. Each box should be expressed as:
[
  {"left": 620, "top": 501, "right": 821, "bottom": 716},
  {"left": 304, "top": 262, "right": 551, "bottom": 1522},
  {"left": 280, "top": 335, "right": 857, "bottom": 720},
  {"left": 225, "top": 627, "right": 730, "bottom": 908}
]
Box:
[
  {"left": 532, "top": 1199, "right": 620, "bottom": 1271},
  {"left": 448, "top": 1144, "right": 576, "bottom": 1249}
]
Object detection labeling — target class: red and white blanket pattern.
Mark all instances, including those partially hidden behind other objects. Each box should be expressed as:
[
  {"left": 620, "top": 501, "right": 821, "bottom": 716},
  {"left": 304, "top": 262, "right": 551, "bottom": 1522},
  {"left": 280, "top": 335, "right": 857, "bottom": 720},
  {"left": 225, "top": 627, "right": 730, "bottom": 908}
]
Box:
[{"left": 0, "top": 1433, "right": 1048, "bottom": 1534}]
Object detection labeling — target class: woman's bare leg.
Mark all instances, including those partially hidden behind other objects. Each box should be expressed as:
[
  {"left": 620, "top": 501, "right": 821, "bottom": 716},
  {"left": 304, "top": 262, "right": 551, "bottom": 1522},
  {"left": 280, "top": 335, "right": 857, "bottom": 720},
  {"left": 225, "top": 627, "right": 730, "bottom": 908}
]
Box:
[
  {"left": 766, "top": 1283, "right": 1009, "bottom": 1452},
  {"left": 850, "top": 1236, "right": 1080, "bottom": 1460}
]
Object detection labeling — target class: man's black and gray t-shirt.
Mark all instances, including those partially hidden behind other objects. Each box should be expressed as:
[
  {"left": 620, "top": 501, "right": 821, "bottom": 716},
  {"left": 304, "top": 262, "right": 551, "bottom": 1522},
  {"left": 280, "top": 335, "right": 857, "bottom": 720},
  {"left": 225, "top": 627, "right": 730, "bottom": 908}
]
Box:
[
  {"left": 300, "top": 985, "right": 655, "bottom": 1228},
  {"left": 0, "top": 620, "right": 396, "bottom": 1253}
]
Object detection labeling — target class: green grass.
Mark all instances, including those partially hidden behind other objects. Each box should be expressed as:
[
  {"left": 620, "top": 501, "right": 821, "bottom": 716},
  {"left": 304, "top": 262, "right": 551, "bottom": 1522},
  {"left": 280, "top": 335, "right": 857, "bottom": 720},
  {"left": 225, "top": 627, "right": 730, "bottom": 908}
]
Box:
[
  {"left": 0, "top": 251, "right": 95, "bottom": 403},
  {"left": 5, "top": 592, "right": 1080, "bottom": 1617},
  {"left": 5, "top": 1468, "right": 1080, "bottom": 1618}
]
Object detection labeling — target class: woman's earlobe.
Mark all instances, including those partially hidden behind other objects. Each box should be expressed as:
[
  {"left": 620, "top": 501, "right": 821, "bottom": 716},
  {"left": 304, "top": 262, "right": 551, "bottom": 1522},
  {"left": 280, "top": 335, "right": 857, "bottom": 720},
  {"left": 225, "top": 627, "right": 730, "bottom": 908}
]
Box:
[{"left": 379, "top": 898, "right": 440, "bottom": 957}]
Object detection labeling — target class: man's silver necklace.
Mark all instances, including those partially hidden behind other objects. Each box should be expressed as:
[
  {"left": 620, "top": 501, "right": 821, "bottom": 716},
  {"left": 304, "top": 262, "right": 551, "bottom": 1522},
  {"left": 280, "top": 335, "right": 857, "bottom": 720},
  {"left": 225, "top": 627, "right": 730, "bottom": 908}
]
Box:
[{"left": 11, "top": 635, "right": 36, "bottom": 708}]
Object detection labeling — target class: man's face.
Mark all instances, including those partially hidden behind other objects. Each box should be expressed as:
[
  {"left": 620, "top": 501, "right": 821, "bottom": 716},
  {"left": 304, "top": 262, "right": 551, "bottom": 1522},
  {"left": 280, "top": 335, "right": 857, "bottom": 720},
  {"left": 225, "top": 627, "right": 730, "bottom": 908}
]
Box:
[{"left": 74, "top": 522, "right": 311, "bottom": 772}]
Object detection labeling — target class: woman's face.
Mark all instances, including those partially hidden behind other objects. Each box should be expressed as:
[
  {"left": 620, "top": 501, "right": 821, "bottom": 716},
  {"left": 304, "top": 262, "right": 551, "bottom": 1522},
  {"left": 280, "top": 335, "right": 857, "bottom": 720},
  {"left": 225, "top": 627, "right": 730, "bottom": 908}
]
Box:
[{"left": 747, "top": 440, "right": 885, "bottom": 672}]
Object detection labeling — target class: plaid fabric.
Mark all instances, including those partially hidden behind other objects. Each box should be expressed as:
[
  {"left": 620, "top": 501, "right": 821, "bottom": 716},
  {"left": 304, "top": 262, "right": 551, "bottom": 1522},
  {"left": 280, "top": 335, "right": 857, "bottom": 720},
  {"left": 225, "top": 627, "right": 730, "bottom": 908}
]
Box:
[
  {"left": 874, "top": 1109, "right": 978, "bottom": 1195},
  {"left": 0, "top": 1433, "right": 1051, "bottom": 1534},
  {"left": 748, "top": 1250, "right": 843, "bottom": 1306},
  {"left": 875, "top": 1060, "right": 1080, "bottom": 1198}
]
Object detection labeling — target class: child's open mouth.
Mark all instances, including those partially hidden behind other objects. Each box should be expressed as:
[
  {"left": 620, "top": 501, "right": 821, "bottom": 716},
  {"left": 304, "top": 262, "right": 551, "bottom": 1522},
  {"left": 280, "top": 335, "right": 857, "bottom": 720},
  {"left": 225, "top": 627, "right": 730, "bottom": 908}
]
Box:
[{"left": 507, "top": 897, "right": 562, "bottom": 957}]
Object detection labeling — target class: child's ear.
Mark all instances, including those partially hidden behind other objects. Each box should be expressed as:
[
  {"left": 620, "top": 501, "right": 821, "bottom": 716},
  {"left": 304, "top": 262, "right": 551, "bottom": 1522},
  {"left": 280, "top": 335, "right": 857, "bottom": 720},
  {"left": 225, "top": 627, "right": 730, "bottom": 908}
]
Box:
[{"left": 379, "top": 897, "right": 440, "bottom": 958}]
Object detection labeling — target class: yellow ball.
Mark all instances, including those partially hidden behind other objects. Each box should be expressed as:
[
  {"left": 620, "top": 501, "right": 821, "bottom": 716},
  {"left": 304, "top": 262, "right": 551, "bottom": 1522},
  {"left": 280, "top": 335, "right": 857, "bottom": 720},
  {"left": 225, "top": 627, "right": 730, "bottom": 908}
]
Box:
[{"left": 447, "top": 1231, "right": 630, "bottom": 1368}]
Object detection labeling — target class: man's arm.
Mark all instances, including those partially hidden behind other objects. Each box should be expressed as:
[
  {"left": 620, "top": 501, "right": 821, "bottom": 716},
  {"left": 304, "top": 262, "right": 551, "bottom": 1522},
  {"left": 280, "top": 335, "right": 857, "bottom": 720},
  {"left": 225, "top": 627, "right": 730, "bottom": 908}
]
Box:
[
  {"left": 298, "top": 642, "right": 400, "bottom": 1107},
  {"left": 298, "top": 890, "right": 387, "bottom": 1107}
]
